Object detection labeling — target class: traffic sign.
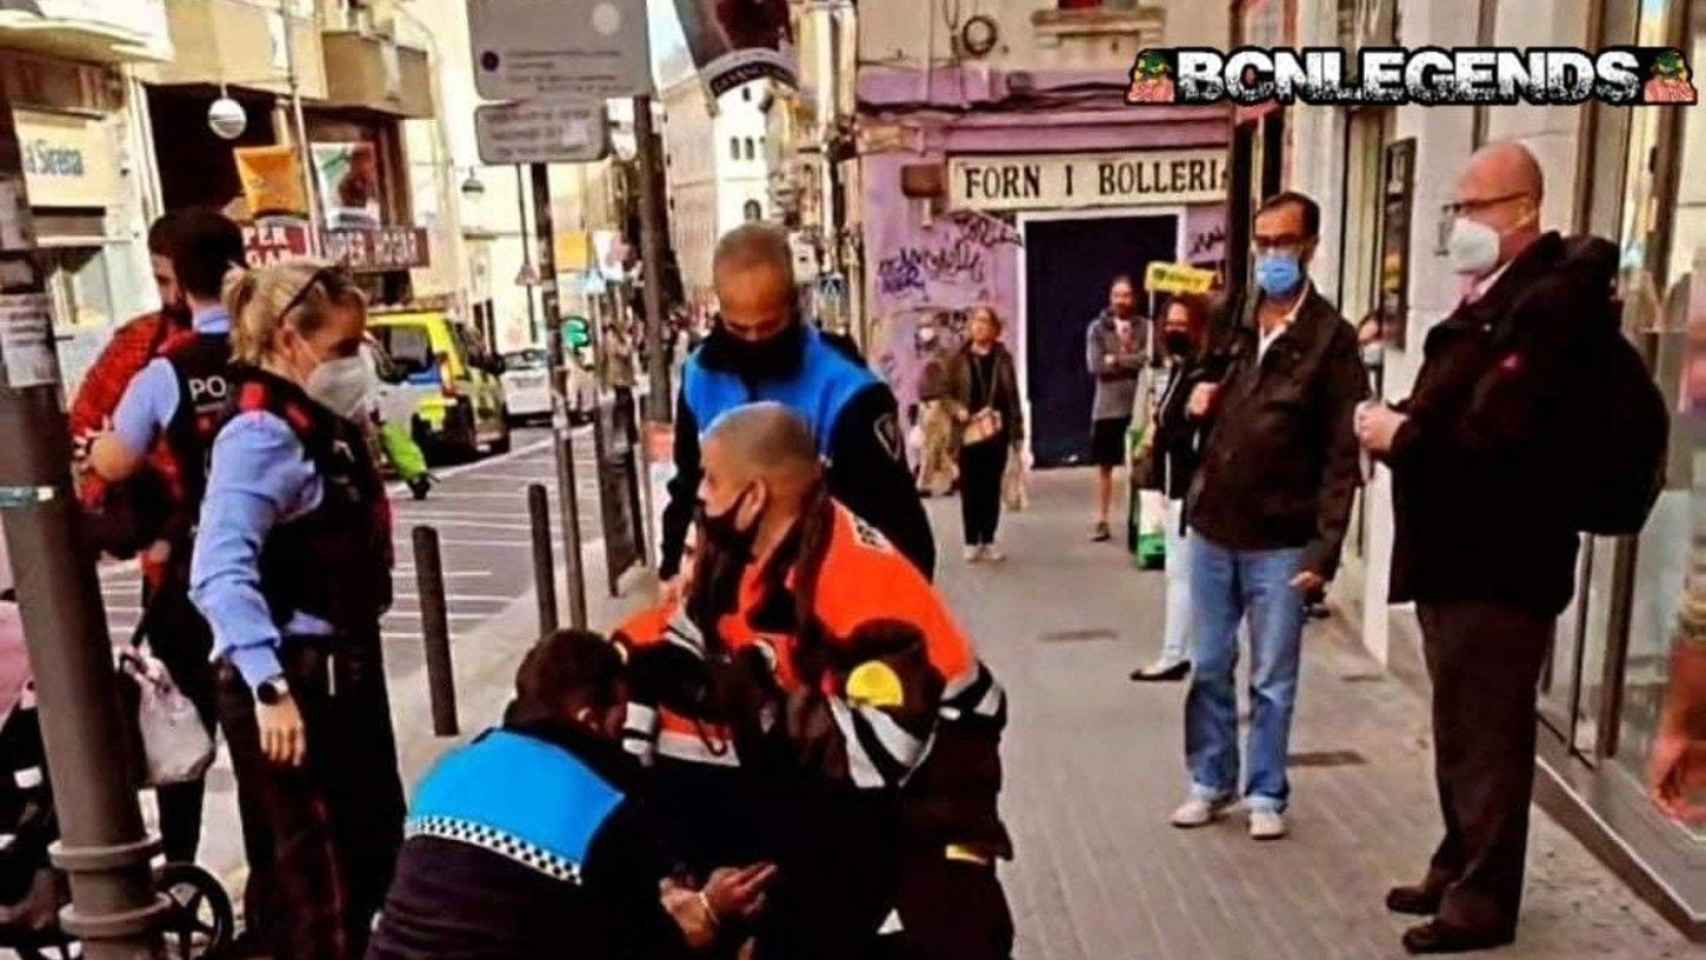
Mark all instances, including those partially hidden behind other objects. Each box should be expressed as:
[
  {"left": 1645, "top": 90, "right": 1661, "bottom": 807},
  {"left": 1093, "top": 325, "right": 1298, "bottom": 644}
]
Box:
[
  {"left": 476, "top": 99, "right": 610, "bottom": 166},
  {"left": 467, "top": 0, "right": 651, "bottom": 101}
]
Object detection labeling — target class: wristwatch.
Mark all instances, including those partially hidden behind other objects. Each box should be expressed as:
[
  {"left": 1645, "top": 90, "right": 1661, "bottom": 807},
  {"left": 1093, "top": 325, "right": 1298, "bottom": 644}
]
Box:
[{"left": 256, "top": 675, "right": 291, "bottom": 706}]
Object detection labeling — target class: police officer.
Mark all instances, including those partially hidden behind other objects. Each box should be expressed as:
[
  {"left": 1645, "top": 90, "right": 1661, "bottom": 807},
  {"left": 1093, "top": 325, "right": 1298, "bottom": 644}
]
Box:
[
  {"left": 85, "top": 209, "right": 248, "bottom": 871},
  {"left": 191, "top": 259, "right": 404, "bottom": 960},
  {"left": 659, "top": 223, "right": 935, "bottom": 584},
  {"left": 368, "top": 629, "right": 777, "bottom": 960}
]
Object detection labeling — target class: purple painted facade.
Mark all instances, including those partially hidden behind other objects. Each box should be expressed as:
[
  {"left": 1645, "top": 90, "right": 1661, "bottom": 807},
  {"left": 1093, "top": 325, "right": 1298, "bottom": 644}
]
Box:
[{"left": 858, "top": 66, "right": 1231, "bottom": 412}]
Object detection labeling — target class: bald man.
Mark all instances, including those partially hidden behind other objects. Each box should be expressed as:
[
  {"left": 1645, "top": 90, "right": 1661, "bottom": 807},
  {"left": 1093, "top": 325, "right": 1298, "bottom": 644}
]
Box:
[
  {"left": 617, "top": 402, "right": 1012, "bottom": 960},
  {"left": 1357, "top": 143, "right": 1634, "bottom": 954},
  {"left": 660, "top": 223, "right": 935, "bottom": 587}
]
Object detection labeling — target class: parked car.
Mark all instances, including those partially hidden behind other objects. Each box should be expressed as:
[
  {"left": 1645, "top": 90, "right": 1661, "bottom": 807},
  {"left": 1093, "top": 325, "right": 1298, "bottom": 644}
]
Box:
[
  {"left": 500, "top": 349, "right": 551, "bottom": 425},
  {"left": 368, "top": 309, "right": 511, "bottom": 461}
]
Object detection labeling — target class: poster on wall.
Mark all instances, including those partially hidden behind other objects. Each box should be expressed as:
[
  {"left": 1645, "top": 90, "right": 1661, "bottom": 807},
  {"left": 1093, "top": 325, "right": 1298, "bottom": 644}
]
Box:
[
  {"left": 312, "top": 142, "right": 382, "bottom": 230},
  {"left": 672, "top": 0, "right": 798, "bottom": 97},
  {"left": 234, "top": 146, "right": 309, "bottom": 218},
  {"left": 1377, "top": 137, "right": 1416, "bottom": 350}
]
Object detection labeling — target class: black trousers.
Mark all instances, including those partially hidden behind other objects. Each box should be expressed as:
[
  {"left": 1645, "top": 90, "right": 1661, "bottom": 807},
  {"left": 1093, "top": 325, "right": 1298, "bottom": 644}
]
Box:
[
  {"left": 217, "top": 635, "right": 405, "bottom": 960},
  {"left": 958, "top": 439, "right": 1009, "bottom": 546},
  {"left": 1416, "top": 600, "right": 1555, "bottom": 936}
]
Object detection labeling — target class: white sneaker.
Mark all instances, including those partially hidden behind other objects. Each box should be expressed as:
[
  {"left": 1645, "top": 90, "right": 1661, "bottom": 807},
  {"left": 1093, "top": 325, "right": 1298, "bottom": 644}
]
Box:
[
  {"left": 963, "top": 545, "right": 984, "bottom": 562},
  {"left": 982, "top": 544, "right": 1007, "bottom": 562},
  {"left": 1249, "top": 808, "right": 1288, "bottom": 841},
  {"left": 1169, "top": 795, "right": 1230, "bottom": 828}
]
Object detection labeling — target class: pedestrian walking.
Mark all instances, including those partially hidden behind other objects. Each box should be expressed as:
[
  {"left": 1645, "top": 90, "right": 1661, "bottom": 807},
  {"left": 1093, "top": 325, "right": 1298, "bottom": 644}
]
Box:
[
  {"left": 618, "top": 403, "right": 1012, "bottom": 960},
  {"left": 1357, "top": 142, "right": 1668, "bottom": 955},
  {"left": 1085, "top": 276, "right": 1148, "bottom": 542},
  {"left": 1130, "top": 293, "right": 1223, "bottom": 683},
  {"left": 191, "top": 259, "right": 406, "bottom": 960},
  {"left": 367, "top": 629, "right": 776, "bottom": 959},
  {"left": 599, "top": 320, "right": 638, "bottom": 438},
  {"left": 658, "top": 222, "right": 934, "bottom": 583},
  {"left": 948, "top": 306, "right": 1023, "bottom": 563},
  {"left": 1170, "top": 191, "right": 1368, "bottom": 841}
]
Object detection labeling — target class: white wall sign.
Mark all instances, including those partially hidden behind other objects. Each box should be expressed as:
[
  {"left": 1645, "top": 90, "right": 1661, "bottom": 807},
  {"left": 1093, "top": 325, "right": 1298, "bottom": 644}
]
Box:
[
  {"left": 948, "top": 150, "right": 1229, "bottom": 212},
  {"left": 475, "top": 100, "right": 609, "bottom": 165},
  {"left": 0, "top": 293, "right": 58, "bottom": 388},
  {"left": 467, "top": 0, "right": 651, "bottom": 100}
]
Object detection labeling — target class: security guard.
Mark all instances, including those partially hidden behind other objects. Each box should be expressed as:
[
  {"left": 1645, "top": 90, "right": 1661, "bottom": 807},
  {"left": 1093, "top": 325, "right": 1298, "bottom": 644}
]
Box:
[
  {"left": 191, "top": 259, "right": 404, "bottom": 960},
  {"left": 84, "top": 209, "right": 247, "bottom": 870},
  {"left": 368, "top": 629, "right": 777, "bottom": 960},
  {"left": 659, "top": 223, "right": 935, "bottom": 584},
  {"left": 619, "top": 402, "right": 1012, "bottom": 960}
]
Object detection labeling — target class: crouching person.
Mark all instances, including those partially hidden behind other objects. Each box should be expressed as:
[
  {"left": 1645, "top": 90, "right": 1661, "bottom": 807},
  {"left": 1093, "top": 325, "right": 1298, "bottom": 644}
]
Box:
[{"left": 367, "top": 630, "right": 776, "bottom": 960}]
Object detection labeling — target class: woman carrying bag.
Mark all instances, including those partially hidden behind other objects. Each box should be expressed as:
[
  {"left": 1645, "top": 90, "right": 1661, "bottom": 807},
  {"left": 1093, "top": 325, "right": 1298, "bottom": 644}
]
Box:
[{"left": 949, "top": 306, "right": 1024, "bottom": 563}]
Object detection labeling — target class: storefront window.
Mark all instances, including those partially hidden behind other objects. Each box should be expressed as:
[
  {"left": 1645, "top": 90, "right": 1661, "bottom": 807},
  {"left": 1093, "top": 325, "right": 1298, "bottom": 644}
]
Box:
[{"left": 1615, "top": 0, "right": 1703, "bottom": 811}]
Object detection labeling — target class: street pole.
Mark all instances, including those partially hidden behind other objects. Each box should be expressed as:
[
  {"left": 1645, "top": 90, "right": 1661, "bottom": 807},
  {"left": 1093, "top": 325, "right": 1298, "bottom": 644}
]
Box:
[
  {"left": 280, "top": 0, "right": 322, "bottom": 256},
  {"left": 530, "top": 162, "right": 589, "bottom": 629},
  {"left": 0, "top": 98, "right": 168, "bottom": 958},
  {"left": 632, "top": 95, "right": 671, "bottom": 426},
  {"left": 516, "top": 166, "right": 540, "bottom": 344}
]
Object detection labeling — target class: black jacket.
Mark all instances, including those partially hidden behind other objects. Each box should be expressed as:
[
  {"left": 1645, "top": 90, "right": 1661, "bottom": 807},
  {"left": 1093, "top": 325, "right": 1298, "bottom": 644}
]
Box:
[
  {"left": 1384, "top": 232, "right": 1610, "bottom": 618},
  {"left": 659, "top": 330, "right": 935, "bottom": 581},
  {"left": 1143, "top": 350, "right": 1229, "bottom": 502},
  {"left": 944, "top": 342, "right": 1024, "bottom": 447},
  {"left": 1186, "top": 286, "right": 1369, "bottom": 578}
]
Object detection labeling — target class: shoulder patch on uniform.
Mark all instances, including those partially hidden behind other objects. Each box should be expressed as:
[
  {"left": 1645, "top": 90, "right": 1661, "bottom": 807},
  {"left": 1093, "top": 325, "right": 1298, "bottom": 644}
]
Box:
[
  {"left": 874, "top": 412, "right": 903, "bottom": 463},
  {"left": 848, "top": 511, "right": 894, "bottom": 553}
]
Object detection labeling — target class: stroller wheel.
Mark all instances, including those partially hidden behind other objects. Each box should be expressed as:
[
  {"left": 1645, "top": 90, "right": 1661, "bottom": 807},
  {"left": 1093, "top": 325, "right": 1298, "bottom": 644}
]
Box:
[{"left": 153, "top": 862, "right": 235, "bottom": 959}]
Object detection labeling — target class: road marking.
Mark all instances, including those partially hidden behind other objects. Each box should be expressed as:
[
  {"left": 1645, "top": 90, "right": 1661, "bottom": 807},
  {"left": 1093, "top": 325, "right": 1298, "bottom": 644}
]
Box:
[
  {"left": 395, "top": 510, "right": 535, "bottom": 522},
  {"left": 402, "top": 539, "right": 532, "bottom": 549},
  {"left": 410, "top": 491, "right": 560, "bottom": 501},
  {"left": 390, "top": 593, "right": 515, "bottom": 603},
  {"left": 382, "top": 611, "right": 491, "bottom": 623},
  {"left": 383, "top": 632, "right": 462, "bottom": 643},
  {"left": 434, "top": 474, "right": 568, "bottom": 484},
  {"left": 395, "top": 519, "right": 533, "bottom": 533},
  {"left": 392, "top": 569, "right": 492, "bottom": 579}
]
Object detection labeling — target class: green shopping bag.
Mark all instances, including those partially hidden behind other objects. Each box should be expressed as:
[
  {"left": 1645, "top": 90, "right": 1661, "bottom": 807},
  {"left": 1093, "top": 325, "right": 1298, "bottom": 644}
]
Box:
[{"left": 380, "top": 422, "right": 429, "bottom": 483}]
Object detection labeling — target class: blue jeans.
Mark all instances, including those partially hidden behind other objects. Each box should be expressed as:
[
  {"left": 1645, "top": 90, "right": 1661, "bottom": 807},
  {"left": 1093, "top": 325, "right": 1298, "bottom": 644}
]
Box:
[{"left": 1184, "top": 531, "right": 1307, "bottom": 813}]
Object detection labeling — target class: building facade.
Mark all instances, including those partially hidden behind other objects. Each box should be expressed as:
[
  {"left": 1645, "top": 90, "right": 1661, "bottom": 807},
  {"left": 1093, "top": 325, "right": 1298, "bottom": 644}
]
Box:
[
  {"left": 851, "top": 0, "right": 1231, "bottom": 467},
  {"left": 1274, "top": 0, "right": 1705, "bottom": 938}
]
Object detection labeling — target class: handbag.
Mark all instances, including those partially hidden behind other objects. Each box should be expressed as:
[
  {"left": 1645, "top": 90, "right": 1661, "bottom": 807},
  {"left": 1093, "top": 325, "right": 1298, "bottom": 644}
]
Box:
[
  {"left": 960, "top": 353, "right": 1005, "bottom": 447},
  {"left": 118, "top": 646, "right": 214, "bottom": 787}
]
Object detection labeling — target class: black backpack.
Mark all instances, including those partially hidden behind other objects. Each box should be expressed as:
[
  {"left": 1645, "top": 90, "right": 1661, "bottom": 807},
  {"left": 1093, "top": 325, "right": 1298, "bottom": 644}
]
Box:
[{"left": 1562, "top": 269, "right": 1669, "bottom": 536}]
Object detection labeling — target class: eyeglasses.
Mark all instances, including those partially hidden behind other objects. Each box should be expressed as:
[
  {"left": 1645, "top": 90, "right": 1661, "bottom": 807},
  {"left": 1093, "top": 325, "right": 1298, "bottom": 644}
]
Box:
[
  {"left": 1441, "top": 192, "right": 1532, "bottom": 218},
  {"left": 276, "top": 265, "right": 353, "bottom": 323}
]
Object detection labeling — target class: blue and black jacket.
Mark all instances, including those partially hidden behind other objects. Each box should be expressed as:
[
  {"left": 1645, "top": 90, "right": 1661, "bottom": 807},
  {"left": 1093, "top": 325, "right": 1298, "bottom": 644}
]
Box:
[
  {"left": 659, "top": 324, "right": 935, "bottom": 581},
  {"left": 367, "top": 724, "right": 692, "bottom": 960}
]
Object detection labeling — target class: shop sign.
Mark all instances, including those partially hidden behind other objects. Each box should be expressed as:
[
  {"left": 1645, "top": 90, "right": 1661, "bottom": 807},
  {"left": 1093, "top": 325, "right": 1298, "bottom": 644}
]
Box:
[
  {"left": 14, "top": 110, "right": 117, "bottom": 209},
  {"left": 322, "top": 227, "right": 430, "bottom": 273},
  {"left": 242, "top": 217, "right": 313, "bottom": 266},
  {"left": 948, "top": 150, "right": 1228, "bottom": 212},
  {"left": 1144, "top": 262, "right": 1217, "bottom": 295}
]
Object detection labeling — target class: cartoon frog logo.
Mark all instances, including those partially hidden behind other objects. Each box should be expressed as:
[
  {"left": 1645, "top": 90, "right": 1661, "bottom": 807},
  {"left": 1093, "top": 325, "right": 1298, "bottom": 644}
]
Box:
[
  {"left": 1643, "top": 49, "right": 1697, "bottom": 104},
  {"left": 1127, "top": 50, "right": 1177, "bottom": 105}
]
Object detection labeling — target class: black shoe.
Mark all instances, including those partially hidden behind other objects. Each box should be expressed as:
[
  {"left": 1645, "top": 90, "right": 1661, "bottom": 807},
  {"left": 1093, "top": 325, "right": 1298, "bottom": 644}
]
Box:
[
  {"left": 1401, "top": 921, "right": 1515, "bottom": 955},
  {"left": 1129, "top": 660, "right": 1190, "bottom": 683},
  {"left": 408, "top": 476, "right": 432, "bottom": 501},
  {"left": 1092, "top": 522, "right": 1112, "bottom": 542},
  {"left": 1386, "top": 885, "right": 1443, "bottom": 916}
]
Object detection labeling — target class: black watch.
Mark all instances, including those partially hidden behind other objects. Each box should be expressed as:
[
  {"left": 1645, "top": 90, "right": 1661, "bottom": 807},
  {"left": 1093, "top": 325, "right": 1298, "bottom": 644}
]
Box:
[{"left": 256, "top": 675, "right": 291, "bottom": 706}]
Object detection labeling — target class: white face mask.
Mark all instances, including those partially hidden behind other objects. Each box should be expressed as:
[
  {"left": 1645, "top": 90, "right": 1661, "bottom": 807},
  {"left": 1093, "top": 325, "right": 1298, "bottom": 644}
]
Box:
[
  {"left": 306, "top": 355, "right": 374, "bottom": 420},
  {"left": 1446, "top": 217, "right": 1503, "bottom": 277}
]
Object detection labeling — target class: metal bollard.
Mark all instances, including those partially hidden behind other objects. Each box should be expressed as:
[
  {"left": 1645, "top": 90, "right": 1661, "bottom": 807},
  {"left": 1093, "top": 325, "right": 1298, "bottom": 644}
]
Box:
[
  {"left": 412, "top": 526, "right": 459, "bottom": 737},
  {"left": 528, "top": 483, "right": 558, "bottom": 636}
]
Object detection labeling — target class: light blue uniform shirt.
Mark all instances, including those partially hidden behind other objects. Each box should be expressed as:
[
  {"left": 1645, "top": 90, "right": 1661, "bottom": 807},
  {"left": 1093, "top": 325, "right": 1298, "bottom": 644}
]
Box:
[
  {"left": 190, "top": 406, "right": 334, "bottom": 690},
  {"left": 110, "top": 305, "right": 232, "bottom": 457}
]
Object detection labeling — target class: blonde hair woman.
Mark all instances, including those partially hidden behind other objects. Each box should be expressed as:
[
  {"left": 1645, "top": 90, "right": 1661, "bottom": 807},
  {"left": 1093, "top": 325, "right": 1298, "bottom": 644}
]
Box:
[{"left": 189, "top": 259, "right": 404, "bottom": 959}]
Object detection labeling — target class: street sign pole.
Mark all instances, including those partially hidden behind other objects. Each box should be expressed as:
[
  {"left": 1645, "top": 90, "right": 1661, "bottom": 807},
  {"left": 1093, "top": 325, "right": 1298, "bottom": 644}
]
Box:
[
  {"left": 0, "top": 97, "right": 169, "bottom": 957},
  {"left": 530, "top": 162, "right": 588, "bottom": 629},
  {"left": 633, "top": 96, "right": 671, "bottom": 427},
  {"left": 516, "top": 166, "right": 540, "bottom": 344}
]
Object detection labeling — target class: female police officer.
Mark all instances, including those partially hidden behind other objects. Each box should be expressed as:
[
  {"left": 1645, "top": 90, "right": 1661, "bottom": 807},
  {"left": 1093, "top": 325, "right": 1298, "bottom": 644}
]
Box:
[{"left": 191, "top": 259, "right": 404, "bottom": 960}]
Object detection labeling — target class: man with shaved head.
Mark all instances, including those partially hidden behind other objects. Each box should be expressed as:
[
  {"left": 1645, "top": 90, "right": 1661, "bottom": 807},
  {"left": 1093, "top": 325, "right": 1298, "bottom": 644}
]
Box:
[
  {"left": 659, "top": 223, "right": 935, "bottom": 589},
  {"left": 617, "top": 401, "right": 1012, "bottom": 959},
  {"left": 1358, "top": 141, "right": 1667, "bottom": 954}
]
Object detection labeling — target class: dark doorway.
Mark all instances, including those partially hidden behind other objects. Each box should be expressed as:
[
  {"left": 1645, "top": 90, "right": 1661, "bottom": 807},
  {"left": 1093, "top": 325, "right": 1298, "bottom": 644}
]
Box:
[
  {"left": 147, "top": 86, "right": 280, "bottom": 213},
  {"left": 1024, "top": 214, "right": 1178, "bottom": 468}
]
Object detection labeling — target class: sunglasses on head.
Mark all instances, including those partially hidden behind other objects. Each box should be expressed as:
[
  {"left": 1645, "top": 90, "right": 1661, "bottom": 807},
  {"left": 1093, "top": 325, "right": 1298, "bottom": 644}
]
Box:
[{"left": 277, "top": 265, "right": 354, "bottom": 323}]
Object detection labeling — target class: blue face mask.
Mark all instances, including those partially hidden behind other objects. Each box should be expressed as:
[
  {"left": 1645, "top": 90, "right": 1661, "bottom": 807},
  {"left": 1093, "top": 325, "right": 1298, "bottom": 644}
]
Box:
[{"left": 1254, "top": 253, "right": 1304, "bottom": 297}]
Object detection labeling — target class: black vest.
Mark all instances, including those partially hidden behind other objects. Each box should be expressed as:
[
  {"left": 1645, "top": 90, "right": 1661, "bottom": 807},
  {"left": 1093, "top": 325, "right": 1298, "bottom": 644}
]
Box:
[
  {"left": 162, "top": 333, "right": 232, "bottom": 519},
  {"left": 224, "top": 367, "right": 394, "bottom": 636}
]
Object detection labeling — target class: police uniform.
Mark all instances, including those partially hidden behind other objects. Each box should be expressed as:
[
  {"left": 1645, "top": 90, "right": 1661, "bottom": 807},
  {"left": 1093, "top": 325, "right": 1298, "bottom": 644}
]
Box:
[
  {"left": 618, "top": 497, "right": 1012, "bottom": 960},
  {"left": 368, "top": 725, "right": 695, "bottom": 960},
  {"left": 660, "top": 324, "right": 936, "bottom": 581},
  {"left": 191, "top": 366, "right": 404, "bottom": 960}
]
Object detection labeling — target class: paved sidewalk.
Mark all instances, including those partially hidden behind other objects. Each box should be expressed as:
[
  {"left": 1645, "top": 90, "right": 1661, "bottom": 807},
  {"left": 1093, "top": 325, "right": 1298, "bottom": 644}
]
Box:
[{"left": 937, "top": 469, "right": 1694, "bottom": 960}]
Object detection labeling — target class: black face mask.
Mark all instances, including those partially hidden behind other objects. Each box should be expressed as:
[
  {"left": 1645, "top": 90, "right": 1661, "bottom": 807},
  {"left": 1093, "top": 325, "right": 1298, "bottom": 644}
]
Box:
[
  {"left": 1164, "top": 331, "right": 1194, "bottom": 357},
  {"left": 696, "top": 485, "right": 760, "bottom": 558},
  {"left": 699, "top": 317, "right": 806, "bottom": 380},
  {"left": 686, "top": 486, "right": 761, "bottom": 635}
]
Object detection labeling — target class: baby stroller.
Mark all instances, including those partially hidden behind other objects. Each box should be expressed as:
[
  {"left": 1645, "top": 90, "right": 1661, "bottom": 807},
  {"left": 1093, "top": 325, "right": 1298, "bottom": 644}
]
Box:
[{"left": 0, "top": 596, "right": 235, "bottom": 959}]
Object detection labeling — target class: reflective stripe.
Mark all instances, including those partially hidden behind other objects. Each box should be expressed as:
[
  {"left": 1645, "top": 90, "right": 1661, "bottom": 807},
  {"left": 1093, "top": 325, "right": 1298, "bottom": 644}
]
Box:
[
  {"left": 828, "top": 698, "right": 885, "bottom": 789},
  {"left": 877, "top": 909, "right": 905, "bottom": 935},
  {"left": 14, "top": 767, "right": 41, "bottom": 789},
  {"left": 657, "top": 729, "right": 742, "bottom": 768},
  {"left": 858, "top": 705, "right": 931, "bottom": 773},
  {"left": 973, "top": 678, "right": 1005, "bottom": 718}
]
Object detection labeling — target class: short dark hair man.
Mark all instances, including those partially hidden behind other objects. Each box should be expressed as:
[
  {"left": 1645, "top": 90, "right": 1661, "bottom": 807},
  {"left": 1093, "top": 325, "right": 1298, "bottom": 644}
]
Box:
[
  {"left": 1170, "top": 190, "right": 1369, "bottom": 842},
  {"left": 659, "top": 222, "right": 935, "bottom": 582},
  {"left": 1085, "top": 274, "right": 1146, "bottom": 542}
]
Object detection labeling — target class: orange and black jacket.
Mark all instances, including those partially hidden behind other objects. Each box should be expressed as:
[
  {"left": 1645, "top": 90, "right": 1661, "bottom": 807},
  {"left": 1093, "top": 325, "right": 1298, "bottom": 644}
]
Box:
[{"left": 614, "top": 496, "right": 1011, "bottom": 859}]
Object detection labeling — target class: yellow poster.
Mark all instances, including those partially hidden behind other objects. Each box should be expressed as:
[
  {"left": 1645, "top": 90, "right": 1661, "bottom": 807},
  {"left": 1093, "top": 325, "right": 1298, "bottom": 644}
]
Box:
[
  {"left": 555, "top": 230, "right": 592, "bottom": 272},
  {"left": 1144, "top": 261, "right": 1217, "bottom": 295},
  {"left": 233, "top": 146, "right": 309, "bottom": 218}
]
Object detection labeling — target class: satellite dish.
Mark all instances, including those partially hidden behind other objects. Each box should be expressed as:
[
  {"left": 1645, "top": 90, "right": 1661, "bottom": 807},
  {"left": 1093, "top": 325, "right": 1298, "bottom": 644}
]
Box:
[{"left": 208, "top": 97, "right": 248, "bottom": 140}]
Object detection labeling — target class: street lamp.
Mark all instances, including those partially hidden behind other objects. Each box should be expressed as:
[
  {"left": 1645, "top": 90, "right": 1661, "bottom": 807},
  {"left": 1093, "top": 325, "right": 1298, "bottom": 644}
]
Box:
[{"left": 461, "top": 167, "right": 486, "bottom": 201}]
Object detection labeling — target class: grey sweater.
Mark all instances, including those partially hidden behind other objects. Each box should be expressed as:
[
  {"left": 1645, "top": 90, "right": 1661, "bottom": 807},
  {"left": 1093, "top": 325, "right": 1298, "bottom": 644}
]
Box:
[{"left": 1085, "top": 312, "right": 1147, "bottom": 422}]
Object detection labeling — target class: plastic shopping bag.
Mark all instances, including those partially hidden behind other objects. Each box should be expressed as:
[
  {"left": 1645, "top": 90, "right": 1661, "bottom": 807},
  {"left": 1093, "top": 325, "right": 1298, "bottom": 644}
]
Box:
[
  {"left": 119, "top": 650, "right": 213, "bottom": 787},
  {"left": 1002, "top": 449, "right": 1030, "bottom": 512},
  {"left": 1135, "top": 489, "right": 1167, "bottom": 570}
]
